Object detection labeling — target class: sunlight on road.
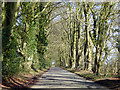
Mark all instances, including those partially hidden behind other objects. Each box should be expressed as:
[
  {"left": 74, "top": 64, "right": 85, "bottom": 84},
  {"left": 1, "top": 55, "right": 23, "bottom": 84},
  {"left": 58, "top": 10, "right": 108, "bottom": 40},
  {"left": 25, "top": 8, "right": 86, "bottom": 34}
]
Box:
[{"left": 31, "top": 67, "right": 109, "bottom": 89}]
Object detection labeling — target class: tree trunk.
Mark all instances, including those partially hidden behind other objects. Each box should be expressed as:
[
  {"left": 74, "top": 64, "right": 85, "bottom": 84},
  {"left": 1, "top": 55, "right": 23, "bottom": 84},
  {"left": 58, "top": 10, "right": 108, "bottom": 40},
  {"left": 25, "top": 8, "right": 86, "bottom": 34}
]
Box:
[
  {"left": 118, "top": 28, "right": 120, "bottom": 75},
  {"left": 2, "top": 2, "right": 18, "bottom": 51},
  {"left": 93, "top": 46, "right": 99, "bottom": 74},
  {"left": 83, "top": 3, "right": 90, "bottom": 70},
  {"left": 72, "top": 21, "right": 76, "bottom": 68}
]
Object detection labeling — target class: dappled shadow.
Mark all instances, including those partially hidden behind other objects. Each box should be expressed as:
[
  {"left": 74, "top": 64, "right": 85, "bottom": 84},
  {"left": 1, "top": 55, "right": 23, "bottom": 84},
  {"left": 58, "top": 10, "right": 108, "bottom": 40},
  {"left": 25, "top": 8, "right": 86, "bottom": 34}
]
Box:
[
  {"left": 75, "top": 73, "right": 95, "bottom": 81},
  {"left": 1, "top": 69, "right": 49, "bottom": 89},
  {"left": 32, "top": 80, "right": 97, "bottom": 88},
  {"left": 2, "top": 78, "right": 27, "bottom": 89},
  {"left": 3, "top": 67, "right": 112, "bottom": 89},
  {"left": 30, "top": 67, "right": 107, "bottom": 89},
  {"left": 32, "top": 76, "right": 103, "bottom": 89}
]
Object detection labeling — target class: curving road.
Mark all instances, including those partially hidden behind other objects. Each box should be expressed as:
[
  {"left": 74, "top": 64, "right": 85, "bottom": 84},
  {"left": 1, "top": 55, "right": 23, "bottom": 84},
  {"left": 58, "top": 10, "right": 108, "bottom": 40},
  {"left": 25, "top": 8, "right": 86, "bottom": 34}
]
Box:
[{"left": 31, "top": 67, "right": 109, "bottom": 89}]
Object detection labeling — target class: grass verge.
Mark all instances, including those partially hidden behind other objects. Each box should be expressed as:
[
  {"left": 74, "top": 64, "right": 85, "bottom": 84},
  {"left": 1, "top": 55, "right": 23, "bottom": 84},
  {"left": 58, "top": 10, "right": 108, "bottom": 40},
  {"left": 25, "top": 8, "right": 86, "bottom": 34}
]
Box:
[{"left": 66, "top": 68, "right": 120, "bottom": 90}]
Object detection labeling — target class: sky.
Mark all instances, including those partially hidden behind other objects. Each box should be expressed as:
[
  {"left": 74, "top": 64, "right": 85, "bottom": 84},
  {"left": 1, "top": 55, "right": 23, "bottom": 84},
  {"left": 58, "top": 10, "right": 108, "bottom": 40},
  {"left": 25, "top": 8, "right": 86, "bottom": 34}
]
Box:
[{"left": 50, "top": 2, "right": 119, "bottom": 65}]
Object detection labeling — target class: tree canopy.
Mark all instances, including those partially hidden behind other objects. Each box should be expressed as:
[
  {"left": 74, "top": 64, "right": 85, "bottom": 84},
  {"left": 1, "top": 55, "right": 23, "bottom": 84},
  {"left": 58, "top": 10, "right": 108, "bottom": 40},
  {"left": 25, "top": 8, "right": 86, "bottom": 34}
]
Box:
[{"left": 1, "top": 1, "right": 120, "bottom": 80}]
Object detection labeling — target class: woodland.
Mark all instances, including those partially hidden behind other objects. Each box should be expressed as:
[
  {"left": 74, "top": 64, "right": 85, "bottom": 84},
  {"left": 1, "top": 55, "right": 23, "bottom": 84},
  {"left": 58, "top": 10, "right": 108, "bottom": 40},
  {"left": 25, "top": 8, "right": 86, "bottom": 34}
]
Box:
[{"left": 1, "top": 1, "right": 120, "bottom": 83}]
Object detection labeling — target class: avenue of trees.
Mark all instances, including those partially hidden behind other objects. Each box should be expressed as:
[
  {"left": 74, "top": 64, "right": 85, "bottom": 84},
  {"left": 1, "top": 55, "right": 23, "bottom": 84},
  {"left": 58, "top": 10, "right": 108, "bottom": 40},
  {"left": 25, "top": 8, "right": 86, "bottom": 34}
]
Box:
[
  {"left": 1, "top": 1, "right": 120, "bottom": 80},
  {"left": 50, "top": 2, "right": 120, "bottom": 76},
  {"left": 2, "top": 2, "right": 59, "bottom": 79}
]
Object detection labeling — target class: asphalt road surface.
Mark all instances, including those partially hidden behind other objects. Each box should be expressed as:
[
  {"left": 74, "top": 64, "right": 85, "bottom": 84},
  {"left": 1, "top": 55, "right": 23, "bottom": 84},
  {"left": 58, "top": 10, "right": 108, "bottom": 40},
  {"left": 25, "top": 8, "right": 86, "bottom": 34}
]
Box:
[{"left": 31, "top": 67, "right": 109, "bottom": 89}]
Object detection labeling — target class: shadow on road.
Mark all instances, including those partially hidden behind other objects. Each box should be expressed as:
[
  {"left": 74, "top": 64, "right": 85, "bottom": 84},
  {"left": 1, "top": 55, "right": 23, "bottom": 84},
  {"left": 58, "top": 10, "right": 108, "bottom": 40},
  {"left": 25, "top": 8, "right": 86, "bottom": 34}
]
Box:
[{"left": 95, "top": 79, "right": 120, "bottom": 89}]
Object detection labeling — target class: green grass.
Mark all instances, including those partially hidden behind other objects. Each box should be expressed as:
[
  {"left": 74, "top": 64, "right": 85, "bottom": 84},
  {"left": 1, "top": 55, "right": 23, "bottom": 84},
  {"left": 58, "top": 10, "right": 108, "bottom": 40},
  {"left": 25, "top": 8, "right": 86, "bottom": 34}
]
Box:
[
  {"left": 67, "top": 69, "right": 119, "bottom": 81},
  {"left": 76, "top": 73, "right": 105, "bottom": 80}
]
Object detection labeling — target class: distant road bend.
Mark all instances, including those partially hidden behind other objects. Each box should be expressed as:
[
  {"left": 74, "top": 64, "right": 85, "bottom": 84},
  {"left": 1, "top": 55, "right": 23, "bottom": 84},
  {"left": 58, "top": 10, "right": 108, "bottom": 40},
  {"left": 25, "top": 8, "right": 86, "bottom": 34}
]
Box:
[{"left": 31, "top": 67, "right": 109, "bottom": 89}]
